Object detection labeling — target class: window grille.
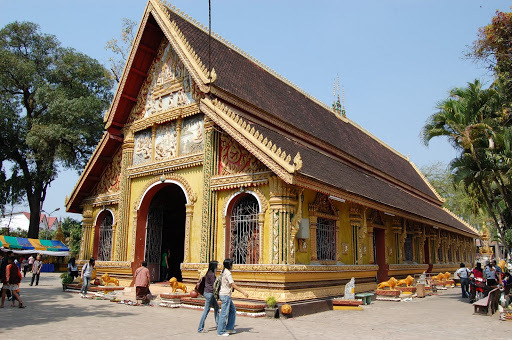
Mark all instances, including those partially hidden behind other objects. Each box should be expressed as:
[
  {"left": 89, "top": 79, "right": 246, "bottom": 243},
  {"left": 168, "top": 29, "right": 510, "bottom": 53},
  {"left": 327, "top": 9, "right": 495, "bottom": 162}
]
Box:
[
  {"left": 98, "top": 212, "right": 113, "bottom": 261},
  {"left": 229, "top": 195, "right": 259, "bottom": 264},
  {"left": 318, "top": 218, "right": 336, "bottom": 261},
  {"left": 404, "top": 234, "right": 413, "bottom": 262},
  {"left": 145, "top": 209, "right": 163, "bottom": 265}
]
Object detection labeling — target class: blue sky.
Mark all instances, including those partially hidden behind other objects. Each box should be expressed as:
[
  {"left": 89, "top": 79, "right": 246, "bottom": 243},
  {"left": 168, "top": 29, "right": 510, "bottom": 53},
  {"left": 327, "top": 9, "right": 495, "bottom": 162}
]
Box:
[{"left": 1, "top": 0, "right": 511, "bottom": 220}]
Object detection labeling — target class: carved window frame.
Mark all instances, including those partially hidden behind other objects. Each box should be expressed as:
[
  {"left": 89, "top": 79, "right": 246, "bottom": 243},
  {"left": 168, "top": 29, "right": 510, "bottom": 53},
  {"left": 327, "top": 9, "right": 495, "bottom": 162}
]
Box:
[{"left": 308, "top": 193, "right": 340, "bottom": 264}]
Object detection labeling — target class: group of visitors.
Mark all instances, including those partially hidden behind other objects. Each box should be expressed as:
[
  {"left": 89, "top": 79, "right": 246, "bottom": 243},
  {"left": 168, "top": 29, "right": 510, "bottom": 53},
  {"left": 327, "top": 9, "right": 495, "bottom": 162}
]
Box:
[
  {"left": 196, "top": 259, "right": 249, "bottom": 337},
  {"left": 456, "top": 259, "right": 512, "bottom": 303},
  {"left": 0, "top": 251, "right": 43, "bottom": 308}
]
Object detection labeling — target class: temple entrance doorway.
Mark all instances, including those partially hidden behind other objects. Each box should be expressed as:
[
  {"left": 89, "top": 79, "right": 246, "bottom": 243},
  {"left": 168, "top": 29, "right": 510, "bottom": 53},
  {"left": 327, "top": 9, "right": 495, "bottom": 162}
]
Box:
[
  {"left": 145, "top": 184, "right": 186, "bottom": 282},
  {"left": 374, "top": 228, "right": 388, "bottom": 282}
]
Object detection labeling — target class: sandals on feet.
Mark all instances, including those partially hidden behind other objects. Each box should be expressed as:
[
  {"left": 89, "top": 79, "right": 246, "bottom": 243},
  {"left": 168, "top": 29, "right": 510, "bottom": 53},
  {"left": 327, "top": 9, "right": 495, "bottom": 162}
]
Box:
[{"left": 19, "top": 303, "right": 25, "bottom": 308}]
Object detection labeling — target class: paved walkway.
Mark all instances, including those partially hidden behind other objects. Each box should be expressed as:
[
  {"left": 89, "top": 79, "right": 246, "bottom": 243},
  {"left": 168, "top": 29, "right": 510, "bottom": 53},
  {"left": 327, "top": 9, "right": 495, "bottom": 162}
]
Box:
[{"left": 1, "top": 273, "right": 510, "bottom": 339}]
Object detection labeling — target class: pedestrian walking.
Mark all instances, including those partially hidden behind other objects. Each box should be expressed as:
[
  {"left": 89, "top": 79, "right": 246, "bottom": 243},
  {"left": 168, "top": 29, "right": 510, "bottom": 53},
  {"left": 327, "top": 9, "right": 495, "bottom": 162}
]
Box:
[
  {"left": 29, "top": 255, "right": 43, "bottom": 286},
  {"left": 21, "top": 258, "right": 30, "bottom": 277},
  {"left": 455, "top": 263, "right": 471, "bottom": 298},
  {"left": 80, "top": 258, "right": 95, "bottom": 297},
  {"left": 1, "top": 256, "right": 24, "bottom": 308},
  {"left": 217, "top": 259, "right": 249, "bottom": 337},
  {"left": 134, "top": 261, "right": 151, "bottom": 304},
  {"left": 197, "top": 261, "right": 219, "bottom": 333}
]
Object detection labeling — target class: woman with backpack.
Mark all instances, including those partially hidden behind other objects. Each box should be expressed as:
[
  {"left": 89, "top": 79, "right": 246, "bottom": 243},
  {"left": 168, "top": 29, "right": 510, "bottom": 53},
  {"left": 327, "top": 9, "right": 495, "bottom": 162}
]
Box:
[
  {"left": 217, "top": 259, "right": 249, "bottom": 337},
  {"left": 197, "top": 261, "right": 220, "bottom": 333}
]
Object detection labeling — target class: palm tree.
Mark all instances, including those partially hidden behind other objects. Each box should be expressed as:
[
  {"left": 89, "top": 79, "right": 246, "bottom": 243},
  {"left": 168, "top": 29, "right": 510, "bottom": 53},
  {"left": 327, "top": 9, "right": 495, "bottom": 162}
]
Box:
[{"left": 422, "top": 80, "right": 512, "bottom": 252}]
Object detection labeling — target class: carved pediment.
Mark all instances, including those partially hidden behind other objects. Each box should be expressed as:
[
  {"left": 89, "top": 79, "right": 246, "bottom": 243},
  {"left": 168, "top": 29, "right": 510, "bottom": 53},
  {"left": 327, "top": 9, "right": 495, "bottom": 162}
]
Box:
[
  {"left": 309, "top": 193, "right": 338, "bottom": 217},
  {"left": 93, "top": 148, "right": 122, "bottom": 195},
  {"left": 127, "top": 39, "right": 204, "bottom": 124},
  {"left": 219, "top": 133, "right": 267, "bottom": 175},
  {"left": 368, "top": 209, "right": 385, "bottom": 226}
]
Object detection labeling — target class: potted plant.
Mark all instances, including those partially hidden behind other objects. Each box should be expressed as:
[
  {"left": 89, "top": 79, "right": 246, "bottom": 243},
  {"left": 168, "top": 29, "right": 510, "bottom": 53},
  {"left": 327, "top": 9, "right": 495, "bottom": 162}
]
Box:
[
  {"left": 265, "top": 296, "right": 278, "bottom": 318},
  {"left": 60, "top": 272, "right": 74, "bottom": 291}
]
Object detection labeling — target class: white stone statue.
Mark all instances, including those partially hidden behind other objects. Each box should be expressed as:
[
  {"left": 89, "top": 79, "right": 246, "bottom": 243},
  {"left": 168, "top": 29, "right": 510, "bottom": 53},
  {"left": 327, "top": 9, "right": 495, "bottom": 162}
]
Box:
[{"left": 344, "top": 277, "right": 355, "bottom": 299}]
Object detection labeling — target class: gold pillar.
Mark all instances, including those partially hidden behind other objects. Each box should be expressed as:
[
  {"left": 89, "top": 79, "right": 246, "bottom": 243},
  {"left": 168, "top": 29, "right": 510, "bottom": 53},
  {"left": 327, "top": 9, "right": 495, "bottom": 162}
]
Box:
[
  {"left": 391, "top": 217, "right": 402, "bottom": 264},
  {"left": 184, "top": 203, "right": 194, "bottom": 263},
  {"left": 269, "top": 176, "right": 297, "bottom": 264},
  {"left": 116, "top": 129, "right": 134, "bottom": 261},
  {"left": 309, "top": 216, "right": 318, "bottom": 261},
  {"left": 200, "top": 117, "right": 216, "bottom": 262},
  {"left": 350, "top": 205, "right": 363, "bottom": 264}
]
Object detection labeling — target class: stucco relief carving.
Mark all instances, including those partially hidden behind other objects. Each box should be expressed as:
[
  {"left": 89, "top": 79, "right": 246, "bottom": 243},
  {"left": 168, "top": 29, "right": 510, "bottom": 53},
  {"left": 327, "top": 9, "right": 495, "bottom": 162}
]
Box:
[
  {"left": 219, "top": 134, "right": 266, "bottom": 175},
  {"left": 155, "top": 122, "right": 177, "bottom": 160},
  {"left": 180, "top": 114, "right": 204, "bottom": 155},
  {"left": 94, "top": 149, "right": 122, "bottom": 195},
  {"left": 133, "top": 129, "right": 152, "bottom": 165},
  {"left": 127, "top": 39, "right": 203, "bottom": 124}
]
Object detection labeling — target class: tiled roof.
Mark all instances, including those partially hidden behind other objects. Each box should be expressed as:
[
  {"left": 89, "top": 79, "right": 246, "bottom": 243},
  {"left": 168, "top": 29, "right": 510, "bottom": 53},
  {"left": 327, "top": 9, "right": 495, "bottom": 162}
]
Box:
[{"left": 167, "top": 10, "right": 439, "bottom": 202}]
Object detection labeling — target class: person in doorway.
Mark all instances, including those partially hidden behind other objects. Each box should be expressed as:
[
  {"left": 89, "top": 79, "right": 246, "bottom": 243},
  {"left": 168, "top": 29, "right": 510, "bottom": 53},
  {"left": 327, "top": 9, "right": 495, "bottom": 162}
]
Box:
[
  {"left": 455, "top": 263, "right": 471, "bottom": 298},
  {"left": 217, "top": 258, "right": 249, "bottom": 337},
  {"left": 197, "top": 261, "right": 220, "bottom": 333},
  {"left": 29, "top": 255, "right": 43, "bottom": 286},
  {"left": 67, "top": 258, "right": 79, "bottom": 279},
  {"left": 161, "top": 249, "right": 169, "bottom": 281},
  {"left": 80, "top": 258, "right": 95, "bottom": 297},
  {"left": 134, "top": 261, "right": 151, "bottom": 304},
  {"left": 1, "top": 257, "right": 24, "bottom": 308}
]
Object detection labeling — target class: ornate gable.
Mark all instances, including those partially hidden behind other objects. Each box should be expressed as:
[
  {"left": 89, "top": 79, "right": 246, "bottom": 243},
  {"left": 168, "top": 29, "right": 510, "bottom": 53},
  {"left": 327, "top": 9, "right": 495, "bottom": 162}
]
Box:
[
  {"left": 127, "top": 39, "right": 204, "bottom": 124},
  {"left": 93, "top": 148, "right": 122, "bottom": 195},
  {"left": 309, "top": 193, "right": 338, "bottom": 217},
  {"left": 219, "top": 133, "right": 267, "bottom": 175}
]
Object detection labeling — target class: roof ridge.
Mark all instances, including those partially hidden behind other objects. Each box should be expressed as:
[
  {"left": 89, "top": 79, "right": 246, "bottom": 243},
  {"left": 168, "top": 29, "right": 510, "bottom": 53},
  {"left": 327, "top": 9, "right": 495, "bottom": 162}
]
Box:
[
  {"left": 441, "top": 207, "right": 479, "bottom": 235},
  {"left": 159, "top": 1, "right": 341, "bottom": 118},
  {"left": 408, "top": 160, "right": 445, "bottom": 203},
  {"left": 159, "top": 1, "right": 413, "bottom": 164}
]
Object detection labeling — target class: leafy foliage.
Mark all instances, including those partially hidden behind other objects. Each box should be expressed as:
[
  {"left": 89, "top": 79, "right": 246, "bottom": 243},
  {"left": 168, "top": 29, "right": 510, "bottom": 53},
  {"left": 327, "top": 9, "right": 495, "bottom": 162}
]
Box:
[
  {"left": 0, "top": 22, "right": 113, "bottom": 238},
  {"left": 105, "top": 18, "right": 137, "bottom": 83},
  {"left": 60, "top": 217, "right": 82, "bottom": 256},
  {"left": 422, "top": 79, "right": 512, "bottom": 252}
]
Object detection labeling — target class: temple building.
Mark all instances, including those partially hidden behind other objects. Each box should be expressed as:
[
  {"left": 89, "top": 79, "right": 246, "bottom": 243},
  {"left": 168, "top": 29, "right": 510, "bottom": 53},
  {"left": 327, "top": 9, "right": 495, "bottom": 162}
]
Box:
[{"left": 66, "top": 0, "right": 478, "bottom": 301}]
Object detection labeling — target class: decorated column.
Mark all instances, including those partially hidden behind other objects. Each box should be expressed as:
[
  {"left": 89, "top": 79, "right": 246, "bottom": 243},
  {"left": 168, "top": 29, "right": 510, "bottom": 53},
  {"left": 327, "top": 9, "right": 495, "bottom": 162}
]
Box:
[
  {"left": 115, "top": 129, "right": 134, "bottom": 261},
  {"left": 269, "top": 176, "right": 298, "bottom": 264}
]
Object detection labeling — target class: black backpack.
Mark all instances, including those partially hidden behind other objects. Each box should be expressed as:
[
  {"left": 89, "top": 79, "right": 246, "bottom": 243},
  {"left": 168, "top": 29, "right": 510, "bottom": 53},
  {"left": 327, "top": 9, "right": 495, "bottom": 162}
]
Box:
[{"left": 195, "top": 275, "right": 206, "bottom": 296}]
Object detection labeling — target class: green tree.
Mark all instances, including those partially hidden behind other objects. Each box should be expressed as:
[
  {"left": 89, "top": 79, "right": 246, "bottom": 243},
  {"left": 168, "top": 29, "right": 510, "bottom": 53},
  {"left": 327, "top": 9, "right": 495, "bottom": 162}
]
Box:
[
  {"left": 60, "top": 217, "right": 82, "bottom": 256},
  {"left": 422, "top": 80, "right": 512, "bottom": 252},
  {"left": 0, "top": 22, "right": 113, "bottom": 238},
  {"left": 471, "top": 10, "right": 512, "bottom": 102},
  {"left": 420, "top": 162, "right": 488, "bottom": 229}
]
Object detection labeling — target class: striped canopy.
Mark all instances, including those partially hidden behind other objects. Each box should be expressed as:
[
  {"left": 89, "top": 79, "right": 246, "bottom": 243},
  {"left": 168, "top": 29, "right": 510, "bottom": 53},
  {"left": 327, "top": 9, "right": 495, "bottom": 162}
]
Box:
[{"left": 0, "top": 235, "right": 69, "bottom": 252}]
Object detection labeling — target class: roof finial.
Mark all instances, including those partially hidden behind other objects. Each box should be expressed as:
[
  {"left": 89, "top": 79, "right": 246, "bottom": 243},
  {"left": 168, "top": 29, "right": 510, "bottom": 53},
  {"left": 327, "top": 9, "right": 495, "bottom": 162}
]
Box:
[
  {"left": 341, "top": 84, "right": 346, "bottom": 118},
  {"left": 332, "top": 74, "right": 343, "bottom": 117}
]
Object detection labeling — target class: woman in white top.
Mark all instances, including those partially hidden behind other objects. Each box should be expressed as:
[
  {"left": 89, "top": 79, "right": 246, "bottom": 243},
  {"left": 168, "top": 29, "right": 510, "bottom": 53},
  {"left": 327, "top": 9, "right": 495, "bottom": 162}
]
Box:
[
  {"left": 80, "top": 258, "right": 95, "bottom": 297},
  {"left": 217, "top": 259, "right": 248, "bottom": 336},
  {"left": 67, "top": 257, "right": 79, "bottom": 279}
]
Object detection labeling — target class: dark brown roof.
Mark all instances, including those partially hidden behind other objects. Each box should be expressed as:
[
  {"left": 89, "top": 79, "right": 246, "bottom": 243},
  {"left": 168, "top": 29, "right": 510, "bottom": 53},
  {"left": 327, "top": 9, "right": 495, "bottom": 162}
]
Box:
[
  {"left": 249, "top": 121, "right": 474, "bottom": 234},
  {"left": 169, "top": 11, "right": 439, "bottom": 202}
]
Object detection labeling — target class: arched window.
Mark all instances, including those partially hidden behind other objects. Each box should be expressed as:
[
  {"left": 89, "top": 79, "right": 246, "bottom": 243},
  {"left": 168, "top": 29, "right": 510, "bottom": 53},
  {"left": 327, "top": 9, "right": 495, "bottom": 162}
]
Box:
[
  {"left": 229, "top": 195, "right": 260, "bottom": 264},
  {"left": 98, "top": 211, "right": 113, "bottom": 261}
]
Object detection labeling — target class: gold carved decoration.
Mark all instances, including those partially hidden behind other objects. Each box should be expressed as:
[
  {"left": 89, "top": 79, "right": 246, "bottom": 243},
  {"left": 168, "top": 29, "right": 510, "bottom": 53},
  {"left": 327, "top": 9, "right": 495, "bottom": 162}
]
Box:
[
  {"left": 93, "top": 149, "right": 122, "bottom": 195},
  {"left": 133, "top": 173, "right": 197, "bottom": 211},
  {"left": 210, "top": 171, "right": 271, "bottom": 190},
  {"left": 219, "top": 134, "right": 267, "bottom": 175}
]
